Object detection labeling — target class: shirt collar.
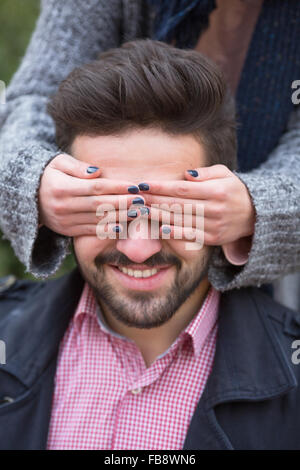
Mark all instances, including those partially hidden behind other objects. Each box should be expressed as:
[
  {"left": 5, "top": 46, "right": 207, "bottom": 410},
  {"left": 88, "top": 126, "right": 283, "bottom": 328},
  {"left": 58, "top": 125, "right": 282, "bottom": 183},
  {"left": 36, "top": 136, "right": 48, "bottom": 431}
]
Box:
[
  {"left": 183, "top": 285, "right": 220, "bottom": 357},
  {"left": 74, "top": 282, "right": 220, "bottom": 358},
  {"left": 74, "top": 282, "right": 98, "bottom": 322}
]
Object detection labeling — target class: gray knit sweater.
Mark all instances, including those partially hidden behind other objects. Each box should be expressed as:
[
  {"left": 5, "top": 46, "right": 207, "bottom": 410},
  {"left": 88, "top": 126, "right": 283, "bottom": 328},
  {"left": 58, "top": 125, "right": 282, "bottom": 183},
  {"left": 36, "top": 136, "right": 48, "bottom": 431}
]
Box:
[{"left": 0, "top": 0, "right": 299, "bottom": 291}]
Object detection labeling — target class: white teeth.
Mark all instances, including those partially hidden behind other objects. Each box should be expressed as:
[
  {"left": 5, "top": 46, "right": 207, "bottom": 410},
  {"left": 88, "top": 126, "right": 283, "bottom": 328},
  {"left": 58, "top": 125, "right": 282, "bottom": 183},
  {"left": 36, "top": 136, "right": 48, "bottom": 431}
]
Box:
[
  {"left": 143, "top": 270, "right": 152, "bottom": 278},
  {"left": 118, "top": 267, "right": 158, "bottom": 278}
]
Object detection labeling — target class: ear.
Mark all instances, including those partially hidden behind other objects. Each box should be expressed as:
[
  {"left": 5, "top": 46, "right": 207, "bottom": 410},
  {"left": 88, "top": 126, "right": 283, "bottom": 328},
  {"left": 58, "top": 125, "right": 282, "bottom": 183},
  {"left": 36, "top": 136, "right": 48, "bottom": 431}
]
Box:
[{"left": 221, "top": 236, "right": 253, "bottom": 266}]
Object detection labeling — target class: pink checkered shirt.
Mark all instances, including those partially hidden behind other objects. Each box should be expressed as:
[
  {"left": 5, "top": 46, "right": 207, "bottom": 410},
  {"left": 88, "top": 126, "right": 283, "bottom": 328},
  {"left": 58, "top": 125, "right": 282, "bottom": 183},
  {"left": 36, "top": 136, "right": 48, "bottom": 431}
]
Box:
[{"left": 47, "top": 282, "right": 220, "bottom": 450}]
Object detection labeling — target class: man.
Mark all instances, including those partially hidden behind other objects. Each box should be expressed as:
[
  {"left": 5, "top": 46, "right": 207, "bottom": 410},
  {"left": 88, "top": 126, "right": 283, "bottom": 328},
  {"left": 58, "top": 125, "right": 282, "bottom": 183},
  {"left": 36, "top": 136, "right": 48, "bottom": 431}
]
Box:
[{"left": 0, "top": 40, "right": 300, "bottom": 450}]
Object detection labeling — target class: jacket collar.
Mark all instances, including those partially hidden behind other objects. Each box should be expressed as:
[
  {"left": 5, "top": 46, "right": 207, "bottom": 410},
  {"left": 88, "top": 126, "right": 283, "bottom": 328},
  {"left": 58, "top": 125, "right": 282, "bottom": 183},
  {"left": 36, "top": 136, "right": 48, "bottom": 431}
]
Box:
[{"left": 204, "top": 287, "right": 297, "bottom": 406}]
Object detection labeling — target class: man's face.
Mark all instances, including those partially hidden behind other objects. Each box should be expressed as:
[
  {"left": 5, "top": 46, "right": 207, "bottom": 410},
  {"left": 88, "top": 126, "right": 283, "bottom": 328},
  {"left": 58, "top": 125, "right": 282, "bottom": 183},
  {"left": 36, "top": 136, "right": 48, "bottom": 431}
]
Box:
[{"left": 72, "top": 128, "right": 214, "bottom": 329}]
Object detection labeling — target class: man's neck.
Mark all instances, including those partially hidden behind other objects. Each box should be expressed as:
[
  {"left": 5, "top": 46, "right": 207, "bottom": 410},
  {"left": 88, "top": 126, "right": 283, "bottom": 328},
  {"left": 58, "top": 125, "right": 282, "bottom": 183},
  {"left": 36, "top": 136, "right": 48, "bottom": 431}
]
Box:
[{"left": 98, "top": 278, "right": 211, "bottom": 368}]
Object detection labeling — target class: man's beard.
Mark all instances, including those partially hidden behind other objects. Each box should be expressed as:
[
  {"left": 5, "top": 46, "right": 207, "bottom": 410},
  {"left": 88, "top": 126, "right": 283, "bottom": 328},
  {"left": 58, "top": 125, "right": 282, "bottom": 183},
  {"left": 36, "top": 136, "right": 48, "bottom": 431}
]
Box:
[{"left": 81, "top": 248, "right": 213, "bottom": 329}]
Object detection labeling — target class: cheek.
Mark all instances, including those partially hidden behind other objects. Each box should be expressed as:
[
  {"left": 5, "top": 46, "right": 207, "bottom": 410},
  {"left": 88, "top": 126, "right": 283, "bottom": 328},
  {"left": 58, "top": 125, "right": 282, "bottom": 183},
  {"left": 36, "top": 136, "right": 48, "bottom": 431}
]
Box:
[
  {"left": 167, "top": 239, "right": 197, "bottom": 260},
  {"left": 167, "top": 239, "right": 209, "bottom": 265},
  {"left": 73, "top": 236, "right": 109, "bottom": 266}
]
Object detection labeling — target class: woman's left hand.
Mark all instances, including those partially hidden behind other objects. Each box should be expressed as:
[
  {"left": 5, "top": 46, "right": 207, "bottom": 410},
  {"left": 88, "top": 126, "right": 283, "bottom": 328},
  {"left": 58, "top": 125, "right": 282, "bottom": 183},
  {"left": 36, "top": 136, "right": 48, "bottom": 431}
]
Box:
[{"left": 141, "top": 164, "right": 256, "bottom": 246}]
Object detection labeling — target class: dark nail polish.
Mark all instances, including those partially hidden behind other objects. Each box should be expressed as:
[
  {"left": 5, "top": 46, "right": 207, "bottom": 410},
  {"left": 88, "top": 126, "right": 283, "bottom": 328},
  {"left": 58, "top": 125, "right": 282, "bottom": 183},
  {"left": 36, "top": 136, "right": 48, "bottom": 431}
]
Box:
[
  {"left": 113, "top": 225, "right": 121, "bottom": 233},
  {"left": 187, "top": 170, "right": 198, "bottom": 177},
  {"left": 140, "top": 207, "right": 150, "bottom": 215},
  {"left": 127, "top": 209, "right": 138, "bottom": 218},
  {"left": 128, "top": 186, "right": 139, "bottom": 194},
  {"left": 138, "top": 183, "right": 150, "bottom": 191},
  {"left": 162, "top": 226, "right": 171, "bottom": 234},
  {"left": 132, "top": 197, "right": 145, "bottom": 205},
  {"left": 87, "top": 166, "right": 99, "bottom": 174}
]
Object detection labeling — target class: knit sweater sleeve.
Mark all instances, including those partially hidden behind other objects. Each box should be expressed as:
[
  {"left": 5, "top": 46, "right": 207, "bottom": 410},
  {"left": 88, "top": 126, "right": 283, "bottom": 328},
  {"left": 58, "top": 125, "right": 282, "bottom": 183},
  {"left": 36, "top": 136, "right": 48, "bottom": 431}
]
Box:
[
  {"left": 208, "top": 103, "right": 300, "bottom": 291},
  {"left": 0, "top": 0, "right": 122, "bottom": 277}
]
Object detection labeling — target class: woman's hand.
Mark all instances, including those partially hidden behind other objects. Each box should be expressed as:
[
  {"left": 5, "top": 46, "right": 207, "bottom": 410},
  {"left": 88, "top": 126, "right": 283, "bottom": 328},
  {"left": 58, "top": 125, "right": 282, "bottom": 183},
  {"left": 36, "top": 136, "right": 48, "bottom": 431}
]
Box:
[
  {"left": 140, "top": 164, "right": 256, "bottom": 246},
  {"left": 38, "top": 153, "right": 143, "bottom": 237}
]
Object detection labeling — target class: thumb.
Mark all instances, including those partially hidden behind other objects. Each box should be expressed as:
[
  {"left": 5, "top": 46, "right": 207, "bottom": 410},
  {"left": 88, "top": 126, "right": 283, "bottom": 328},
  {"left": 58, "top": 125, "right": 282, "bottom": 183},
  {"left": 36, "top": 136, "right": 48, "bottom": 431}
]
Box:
[{"left": 49, "top": 153, "right": 102, "bottom": 178}]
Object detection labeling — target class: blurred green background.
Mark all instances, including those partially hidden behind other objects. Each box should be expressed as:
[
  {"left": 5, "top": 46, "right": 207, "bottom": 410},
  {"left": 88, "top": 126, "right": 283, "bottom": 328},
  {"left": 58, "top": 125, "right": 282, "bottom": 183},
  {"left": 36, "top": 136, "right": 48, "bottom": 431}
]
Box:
[{"left": 0, "top": 0, "right": 75, "bottom": 279}]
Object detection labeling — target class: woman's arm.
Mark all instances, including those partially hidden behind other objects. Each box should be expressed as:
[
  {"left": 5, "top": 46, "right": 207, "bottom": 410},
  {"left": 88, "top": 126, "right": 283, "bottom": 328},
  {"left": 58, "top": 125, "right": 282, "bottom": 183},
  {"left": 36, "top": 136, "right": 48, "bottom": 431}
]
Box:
[
  {"left": 208, "top": 103, "right": 300, "bottom": 291},
  {"left": 0, "top": 0, "right": 123, "bottom": 277}
]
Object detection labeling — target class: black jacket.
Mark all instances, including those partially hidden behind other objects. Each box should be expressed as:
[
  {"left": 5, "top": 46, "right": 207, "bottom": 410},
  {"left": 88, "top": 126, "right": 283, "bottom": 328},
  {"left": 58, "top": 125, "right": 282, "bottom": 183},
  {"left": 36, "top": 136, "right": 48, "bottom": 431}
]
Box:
[{"left": 0, "top": 268, "right": 300, "bottom": 450}]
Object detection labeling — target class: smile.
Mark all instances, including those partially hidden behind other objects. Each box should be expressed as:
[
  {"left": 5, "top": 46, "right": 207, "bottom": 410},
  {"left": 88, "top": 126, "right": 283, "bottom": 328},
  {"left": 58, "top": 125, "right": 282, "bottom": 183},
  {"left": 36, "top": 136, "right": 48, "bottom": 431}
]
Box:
[
  {"left": 107, "top": 264, "right": 173, "bottom": 291},
  {"left": 117, "top": 267, "right": 159, "bottom": 278}
]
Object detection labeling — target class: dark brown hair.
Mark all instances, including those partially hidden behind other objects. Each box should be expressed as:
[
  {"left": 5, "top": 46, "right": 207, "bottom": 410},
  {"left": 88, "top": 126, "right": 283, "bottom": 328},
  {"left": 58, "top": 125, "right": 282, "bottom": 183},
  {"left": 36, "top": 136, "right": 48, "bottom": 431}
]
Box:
[{"left": 48, "top": 39, "right": 237, "bottom": 169}]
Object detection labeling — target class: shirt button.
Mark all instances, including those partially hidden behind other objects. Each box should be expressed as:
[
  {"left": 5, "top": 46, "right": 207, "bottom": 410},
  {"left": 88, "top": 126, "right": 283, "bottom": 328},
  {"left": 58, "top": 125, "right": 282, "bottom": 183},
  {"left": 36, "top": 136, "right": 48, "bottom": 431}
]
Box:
[{"left": 131, "top": 387, "right": 142, "bottom": 395}]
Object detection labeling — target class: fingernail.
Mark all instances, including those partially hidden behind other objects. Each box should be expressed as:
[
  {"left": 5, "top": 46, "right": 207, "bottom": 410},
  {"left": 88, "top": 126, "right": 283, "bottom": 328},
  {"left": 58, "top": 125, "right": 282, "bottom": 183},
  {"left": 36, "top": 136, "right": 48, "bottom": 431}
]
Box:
[
  {"left": 127, "top": 209, "right": 138, "bottom": 218},
  {"left": 132, "top": 197, "right": 145, "bottom": 205},
  {"left": 187, "top": 170, "right": 198, "bottom": 177},
  {"left": 140, "top": 206, "right": 150, "bottom": 215},
  {"left": 128, "top": 185, "right": 139, "bottom": 194},
  {"left": 162, "top": 226, "right": 171, "bottom": 234},
  {"left": 87, "top": 166, "right": 100, "bottom": 174},
  {"left": 113, "top": 225, "right": 122, "bottom": 233},
  {"left": 138, "top": 183, "right": 150, "bottom": 191}
]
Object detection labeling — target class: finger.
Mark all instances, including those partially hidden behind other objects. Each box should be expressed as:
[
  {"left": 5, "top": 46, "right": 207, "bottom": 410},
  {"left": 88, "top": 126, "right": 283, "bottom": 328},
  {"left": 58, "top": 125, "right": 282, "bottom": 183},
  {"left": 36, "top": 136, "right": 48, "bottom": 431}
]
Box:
[
  {"left": 144, "top": 205, "right": 204, "bottom": 229},
  {"left": 63, "top": 210, "right": 145, "bottom": 226},
  {"left": 143, "top": 178, "right": 229, "bottom": 201},
  {"left": 64, "top": 194, "right": 146, "bottom": 213},
  {"left": 144, "top": 194, "right": 227, "bottom": 218},
  {"left": 63, "top": 212, "right": 102, "bottom": 225},
  {"left": 49, "top": 153, "right": 102, "bottom": 179},
  {"left": 143, "top": 193, "right": 207, "bottom": 215},
  {"left": 60, "top": 177, "right": 141, "bottom": 197},
  {"left": 159, "top": 224, "right": 205, "bottom": 246},
  {"left": 96, "top": 222, "right": 125, "bottom": 240},
  {"left": 185, "top": 164, "right": 231, "bottom": 181},
  {"left": 96, "top": 207, "right": 147, "bottom": 224},
  {"left": 68, "top": 225, "right": 98, "bottom": 237}
]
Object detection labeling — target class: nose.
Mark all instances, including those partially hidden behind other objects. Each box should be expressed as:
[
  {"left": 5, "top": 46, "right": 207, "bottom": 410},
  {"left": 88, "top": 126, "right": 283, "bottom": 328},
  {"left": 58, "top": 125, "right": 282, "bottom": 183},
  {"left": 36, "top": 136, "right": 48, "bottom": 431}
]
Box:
[
  {"left": 116, "top": 238, "right": 162, "bottom": 263},
  {"left": 116, "top": 219, "right": 162, "bottom": 264}
]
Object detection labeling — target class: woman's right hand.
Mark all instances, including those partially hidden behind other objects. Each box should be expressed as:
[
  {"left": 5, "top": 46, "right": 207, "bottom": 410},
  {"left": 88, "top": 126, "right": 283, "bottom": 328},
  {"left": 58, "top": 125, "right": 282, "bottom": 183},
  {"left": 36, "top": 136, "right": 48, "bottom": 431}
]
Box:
[{"left": 38, "top": 153, "right": 143, "bottom": 237}]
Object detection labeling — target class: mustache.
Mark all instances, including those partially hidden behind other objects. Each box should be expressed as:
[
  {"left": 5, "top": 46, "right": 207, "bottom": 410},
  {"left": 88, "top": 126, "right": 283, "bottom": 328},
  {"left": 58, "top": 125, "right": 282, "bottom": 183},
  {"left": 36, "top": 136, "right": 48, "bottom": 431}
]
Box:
[{"left": 94, "top": 251, "right": 182, "bottom": 269}]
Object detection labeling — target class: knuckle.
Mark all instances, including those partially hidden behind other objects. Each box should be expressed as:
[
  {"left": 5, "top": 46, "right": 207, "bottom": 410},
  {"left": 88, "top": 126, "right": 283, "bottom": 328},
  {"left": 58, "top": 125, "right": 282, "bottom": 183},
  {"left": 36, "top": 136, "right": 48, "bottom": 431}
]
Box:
[
  {"left": 175, "top": 184, "right": 189, "bottom": 196},
  {"left": 211, "top": 204, "right": 223, "bottom": 218},
  {"left": 168, "top": 197, "right": 180, "bottom": 206},
  {"left": 86, "top": 225, "right": 95, "bottom": 235},
  {"left": 59, "top": 218, "right": 69, "bottom": 229},
  {"left": 48, "top": 158, "right": 59, "bottom": 169},
  {"left": 50, "top": 181, "right": 65, "bottom": 198},
  {"left": 52, "top": 201, "right": 66, "bottom": 216},
  {"left": 213, "top": 233, "right": 222, "bottom": 244},
  {"left": 212, "top": 228, "right": 222, "bottom": 244},
  {"left": 114, "top": 183, "right": 125, "bottom": 194},
  {"left": 207, "top": 230, "right": 221, "bottom": 245},
  {"left": 150, "top": 183, "right": 161, "bottom": 193},
  {"left": 93, "top": 198, "right": 102, "bottom": 211},
  {"left": 213, "top": 219, "right": 226, "bottom": 243},
  {"left": 204, "top": 232, "right": 214, "bottom": 245},
  {"left": 93, "top": 181, "right": 103, "bottom": 195},
  {"left": 145, "top": 194, "right": 153, "bottom": 205},
  {"left": 214, "top": 187, "right": 226, "bottom": 200},
  {"left": 50, "top": 153, "right": 66, "bottom": 167}
]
